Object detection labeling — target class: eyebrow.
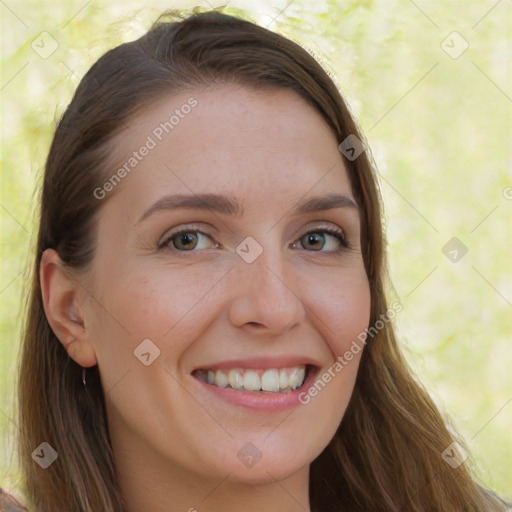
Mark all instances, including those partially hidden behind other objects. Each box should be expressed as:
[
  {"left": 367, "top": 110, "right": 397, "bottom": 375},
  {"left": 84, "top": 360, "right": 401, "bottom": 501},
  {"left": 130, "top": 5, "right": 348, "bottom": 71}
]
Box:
[{"left": 136, "top": 192, "right": 358, "bottom": 225}]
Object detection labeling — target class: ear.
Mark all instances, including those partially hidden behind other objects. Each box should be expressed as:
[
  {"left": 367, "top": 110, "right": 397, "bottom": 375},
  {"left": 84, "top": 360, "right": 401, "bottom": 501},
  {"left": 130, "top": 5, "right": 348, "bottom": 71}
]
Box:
[{"left": 40, "top": 248, "right": 97, "bottom": 368}]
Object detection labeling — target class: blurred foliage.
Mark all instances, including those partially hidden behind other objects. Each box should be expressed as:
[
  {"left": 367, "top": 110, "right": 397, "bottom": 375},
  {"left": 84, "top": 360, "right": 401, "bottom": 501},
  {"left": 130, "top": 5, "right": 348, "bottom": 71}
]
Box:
[{"left": 1, "top": 0, "right": 511, "bottom": 500}]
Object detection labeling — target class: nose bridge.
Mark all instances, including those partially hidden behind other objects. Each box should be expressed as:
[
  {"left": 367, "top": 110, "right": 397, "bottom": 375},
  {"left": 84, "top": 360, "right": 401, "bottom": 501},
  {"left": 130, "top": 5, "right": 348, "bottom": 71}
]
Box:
[
  {"left": 228, "top": 233, "right": 306, "bottom": 332},
  {"left": 240, "top": 232, "right": 291, "bottom": 292}
]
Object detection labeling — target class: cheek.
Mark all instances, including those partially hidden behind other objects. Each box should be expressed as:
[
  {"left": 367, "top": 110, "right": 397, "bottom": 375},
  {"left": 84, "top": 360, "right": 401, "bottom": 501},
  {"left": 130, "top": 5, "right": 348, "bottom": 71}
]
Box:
[
  {"left": 307, "top": 268, "right": 371, "bottom": 357},
  {"left": 87, "top": 263, "right": 226, "bottom": 366},
  {"left": 293, "top": 273, "right": 370, "bottom": 462}
]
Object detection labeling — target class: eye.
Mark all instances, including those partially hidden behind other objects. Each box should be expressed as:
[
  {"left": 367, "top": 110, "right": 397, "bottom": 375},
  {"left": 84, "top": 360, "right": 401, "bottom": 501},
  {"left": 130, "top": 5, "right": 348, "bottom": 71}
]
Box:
[
  {"left": 159, "top": 227, "right": 218, "bottom": 252},
  {"left": 293, "top": 226, "right": 349, "bottom": 253},
  {"left": 158, "top": 224, "right": 350, "bottom": 253}
]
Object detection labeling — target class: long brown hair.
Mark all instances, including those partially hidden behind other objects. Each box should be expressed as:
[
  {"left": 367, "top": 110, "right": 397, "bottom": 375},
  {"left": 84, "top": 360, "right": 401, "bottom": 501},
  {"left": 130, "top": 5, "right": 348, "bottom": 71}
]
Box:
[{"left": 17, "top": 7, "right": 510, "bottom": 511}]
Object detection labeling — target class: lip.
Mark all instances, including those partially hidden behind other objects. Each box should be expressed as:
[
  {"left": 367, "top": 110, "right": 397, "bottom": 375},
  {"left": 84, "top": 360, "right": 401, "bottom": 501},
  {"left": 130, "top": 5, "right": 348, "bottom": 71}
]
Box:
[
  {"left": 191, "top": 364, "right": 321, "bottom": 411},
  {"left": 191, "top": 355, "right": 323, "bottom": 372}
]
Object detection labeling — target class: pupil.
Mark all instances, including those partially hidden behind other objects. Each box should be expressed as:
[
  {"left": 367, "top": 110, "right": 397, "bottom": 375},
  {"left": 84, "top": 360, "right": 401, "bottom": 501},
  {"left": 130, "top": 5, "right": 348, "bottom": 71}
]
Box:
[
  {"left": 306, "top": 233, "right": 323, "bottom": 250},
  {"left": 180, "top": 234, "right": 196, "bottom": 248}
]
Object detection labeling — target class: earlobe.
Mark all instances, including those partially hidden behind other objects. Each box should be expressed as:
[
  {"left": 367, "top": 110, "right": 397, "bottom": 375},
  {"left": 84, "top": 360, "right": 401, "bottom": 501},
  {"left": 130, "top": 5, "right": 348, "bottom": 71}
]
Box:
[
  {"left": 67, "top": 338, "right": 97, "bottom": 368},
  {"left": 40, "top": 248, "right": 97, "bottom": 368}
]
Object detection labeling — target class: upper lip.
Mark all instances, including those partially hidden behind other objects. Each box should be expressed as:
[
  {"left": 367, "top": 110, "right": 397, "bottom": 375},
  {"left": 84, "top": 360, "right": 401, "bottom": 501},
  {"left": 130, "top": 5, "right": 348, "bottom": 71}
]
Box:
[{"left": 192, "top": 355, "right": 323, "bottom": 372}]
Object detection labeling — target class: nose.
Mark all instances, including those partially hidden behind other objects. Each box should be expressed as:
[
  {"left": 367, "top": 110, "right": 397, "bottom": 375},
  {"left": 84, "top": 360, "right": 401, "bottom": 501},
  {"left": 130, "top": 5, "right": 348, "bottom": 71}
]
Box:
[{"left": 227, "top": 238, "right": 306, "bottom": 336}]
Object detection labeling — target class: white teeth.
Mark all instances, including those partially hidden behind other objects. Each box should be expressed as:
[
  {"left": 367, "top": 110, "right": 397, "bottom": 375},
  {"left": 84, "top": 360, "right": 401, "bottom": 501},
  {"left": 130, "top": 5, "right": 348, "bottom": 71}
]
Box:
[
  {"left": 279, "top": 368, "right": 289, "bottom": 389},
  {"left": 228, "top": 369, "right": 244, "bottom": 390},
  {"left": 243, "top": 370, "right": 261, "bottom": 391},
  {"left": 289, "top": 367, "right": 305, "bottom": 390},
  {"left": 215, "top": 369, "right": 228, "bottom": 388},
  {"left": 196, "top": 365, "right": 308, "bottom": 393},
  {"left": 261, "top": 369, "right": 279, "bottom": 392}
]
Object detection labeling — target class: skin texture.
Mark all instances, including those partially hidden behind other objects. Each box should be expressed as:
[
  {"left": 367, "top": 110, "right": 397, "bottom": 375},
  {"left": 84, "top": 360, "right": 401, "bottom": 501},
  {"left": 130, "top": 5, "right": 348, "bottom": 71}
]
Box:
[{"left": 40, "top": 85, "right": 371, "bottom": 512}]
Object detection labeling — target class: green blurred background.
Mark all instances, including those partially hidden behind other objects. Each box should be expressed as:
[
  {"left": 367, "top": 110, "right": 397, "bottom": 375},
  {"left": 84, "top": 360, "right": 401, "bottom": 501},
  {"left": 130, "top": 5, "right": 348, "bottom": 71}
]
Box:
[{"left": 1, "top": 0, "right": 511, "bottom": 501}]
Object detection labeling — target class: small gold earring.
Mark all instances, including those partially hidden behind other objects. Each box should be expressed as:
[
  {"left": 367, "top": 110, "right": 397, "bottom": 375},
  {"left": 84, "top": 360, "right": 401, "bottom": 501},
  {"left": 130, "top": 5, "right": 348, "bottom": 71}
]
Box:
[{"left": 82, "top": 367, "right": 87, "bottom": 387}]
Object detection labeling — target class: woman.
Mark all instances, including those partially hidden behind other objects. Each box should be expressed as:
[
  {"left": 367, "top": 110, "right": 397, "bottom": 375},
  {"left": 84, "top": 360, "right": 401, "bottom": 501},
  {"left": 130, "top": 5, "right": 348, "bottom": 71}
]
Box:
[{"left": 12, "top": 7, "right": 511, "bottom": 512}]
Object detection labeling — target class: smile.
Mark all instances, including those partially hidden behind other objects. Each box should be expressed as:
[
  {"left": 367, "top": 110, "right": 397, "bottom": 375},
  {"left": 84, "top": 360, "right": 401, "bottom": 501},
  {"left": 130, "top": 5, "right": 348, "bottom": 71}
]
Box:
[{"left": 194, "top": 366, "right": 308, "bottom": 393}]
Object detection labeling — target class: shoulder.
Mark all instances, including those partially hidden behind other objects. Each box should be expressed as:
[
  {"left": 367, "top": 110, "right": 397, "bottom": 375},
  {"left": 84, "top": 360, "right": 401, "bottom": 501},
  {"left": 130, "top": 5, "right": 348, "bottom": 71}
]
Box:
[{"left": 0, "top": 488, "right": 29, "bottom": 512}]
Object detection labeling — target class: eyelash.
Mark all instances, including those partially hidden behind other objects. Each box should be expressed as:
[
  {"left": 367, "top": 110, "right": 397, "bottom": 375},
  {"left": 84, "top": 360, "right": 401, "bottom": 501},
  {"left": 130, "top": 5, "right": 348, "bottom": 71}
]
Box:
[{"left": 158, "top": 223, "right": 351, "bottom": 254}]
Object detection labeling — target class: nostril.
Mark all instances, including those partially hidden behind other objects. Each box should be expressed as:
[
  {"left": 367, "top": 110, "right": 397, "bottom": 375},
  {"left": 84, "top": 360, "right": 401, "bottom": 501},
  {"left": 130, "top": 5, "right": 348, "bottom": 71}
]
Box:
[{"left": 247, "top": 322, "right": 264, "bottom": 328}]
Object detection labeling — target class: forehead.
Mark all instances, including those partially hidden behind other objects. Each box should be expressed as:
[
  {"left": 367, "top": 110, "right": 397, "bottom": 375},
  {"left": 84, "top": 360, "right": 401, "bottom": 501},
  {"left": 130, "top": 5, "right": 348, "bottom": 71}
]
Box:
[{"left": 103, "top": 85, "right": 354, "bottom": 219}]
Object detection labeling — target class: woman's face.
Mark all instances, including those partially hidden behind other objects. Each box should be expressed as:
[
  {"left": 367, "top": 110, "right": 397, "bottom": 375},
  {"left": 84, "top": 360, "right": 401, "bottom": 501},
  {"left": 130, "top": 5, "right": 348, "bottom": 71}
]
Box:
[{"left": 83, "top": 85, "right": 371, "bottom": 484}]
